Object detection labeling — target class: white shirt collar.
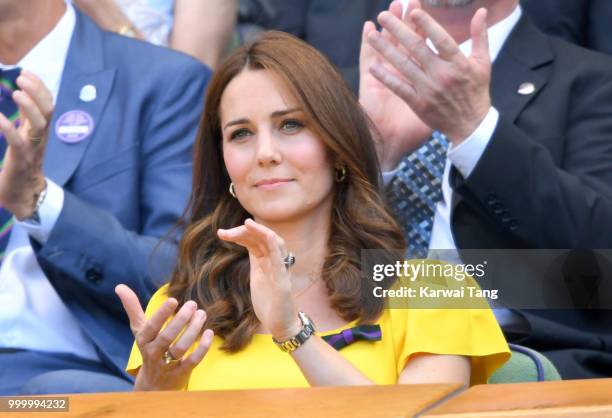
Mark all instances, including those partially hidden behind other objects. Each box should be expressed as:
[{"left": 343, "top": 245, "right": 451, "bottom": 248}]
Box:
[
  {"left": 458, "top": 5, "right": 522, "bottom": 62},
  {"left": 0, "top": 2, "right": 76, "bottom": 102},
  {"left": 423, "top": 5, "right": 522, "bottom": 63}
]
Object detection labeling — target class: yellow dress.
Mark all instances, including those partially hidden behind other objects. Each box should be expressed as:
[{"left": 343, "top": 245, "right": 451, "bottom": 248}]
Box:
[{"left": 127, "top": 280, "right": 510, "bottom": 390}]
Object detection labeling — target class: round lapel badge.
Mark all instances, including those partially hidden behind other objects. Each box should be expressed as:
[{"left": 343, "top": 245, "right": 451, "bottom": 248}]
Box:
[
  {"left": 518, "top": 82, "right": 536, "bottom": 96},
  {"left": 79, "top": 84, "right": 97, "bottom": 102},
  {"left": 55, "top": 110, "right": 95, "bottom": 143}
]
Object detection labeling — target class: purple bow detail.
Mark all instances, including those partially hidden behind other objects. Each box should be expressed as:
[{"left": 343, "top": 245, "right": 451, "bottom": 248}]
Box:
[{"left": 322, "top": 324, "right": 382, "bottom": 350}]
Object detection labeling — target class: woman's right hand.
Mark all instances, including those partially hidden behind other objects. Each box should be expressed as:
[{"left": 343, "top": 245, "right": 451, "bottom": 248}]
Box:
[{"left": 115, "top": 284, "right": 214, "bottom": 391}]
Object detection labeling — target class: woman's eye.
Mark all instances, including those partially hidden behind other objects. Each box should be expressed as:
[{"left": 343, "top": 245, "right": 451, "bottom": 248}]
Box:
[
  {"left": 229, "top": 128, "right": 251, "bottom": 140},
  {"left": 281, "top": 119, "right": 303, "bottom": 133}
]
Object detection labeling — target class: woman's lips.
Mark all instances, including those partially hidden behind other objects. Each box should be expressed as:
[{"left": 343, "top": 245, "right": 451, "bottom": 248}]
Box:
[{"left": 254, "top": 179, "right": 294, "bottom": 190}]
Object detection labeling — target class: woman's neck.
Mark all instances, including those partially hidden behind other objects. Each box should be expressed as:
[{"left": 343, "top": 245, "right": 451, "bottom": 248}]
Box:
[
  {"left": 253, "top": 200, "right": 353, "bottom": 330},
  {"left": 255, "top": 206, "right": 332, "bottom": 281}
]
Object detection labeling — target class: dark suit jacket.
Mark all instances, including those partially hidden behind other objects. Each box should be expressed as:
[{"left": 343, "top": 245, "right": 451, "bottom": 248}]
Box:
[
  {"left": 269, "top": 0, "right": 391, "bottom": 92},
  {"left": 31, "top": 11, "right": 210, "bottom": 379},
  {"left": 521, "top": 0, "right": 612, "bottom": 55},
  {"left": 449, "top": 16, "right": 612, "bottom": 378}
]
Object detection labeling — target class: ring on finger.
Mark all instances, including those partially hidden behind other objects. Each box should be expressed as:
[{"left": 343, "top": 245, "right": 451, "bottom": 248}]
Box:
[
  {"left": 163, "top": 349, "right": 180, "bottom": 365},
  {"left": 29, "top": 135, "right": 43, "bottom": 146},
  {"left": 282, "top": 252, "right": 296, "bottom": 269}
]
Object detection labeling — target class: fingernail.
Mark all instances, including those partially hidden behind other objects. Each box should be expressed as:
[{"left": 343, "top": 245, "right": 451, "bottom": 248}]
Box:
[{"left": 411, "top": 9, "right": 424, "bottom": 20}]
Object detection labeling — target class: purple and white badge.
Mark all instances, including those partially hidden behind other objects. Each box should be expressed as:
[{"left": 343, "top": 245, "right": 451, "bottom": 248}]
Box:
[{"left": 55, "top": 110, "right": 94, "bottom": 143}]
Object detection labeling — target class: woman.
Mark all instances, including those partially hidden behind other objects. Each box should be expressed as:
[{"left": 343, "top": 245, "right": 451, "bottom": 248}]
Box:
[{"left": 118, "top": 31, "right": 509, "bottom": 391}]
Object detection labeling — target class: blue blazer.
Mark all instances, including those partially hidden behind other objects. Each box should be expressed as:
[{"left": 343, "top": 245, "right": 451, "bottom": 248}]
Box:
[{"left": 33, "top": 11, "right": 211, "bottom": 379}]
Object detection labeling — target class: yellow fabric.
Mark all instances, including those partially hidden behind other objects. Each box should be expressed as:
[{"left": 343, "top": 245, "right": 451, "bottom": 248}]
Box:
[{"left": 127, "top": 281, "right": 510, "bottom": 391}]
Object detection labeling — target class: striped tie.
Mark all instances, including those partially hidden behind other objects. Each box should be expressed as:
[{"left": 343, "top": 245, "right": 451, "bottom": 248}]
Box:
[
  {"left": 0, "top": 67, "right": 21, "bottom": 263},
  {"left": 386, "top": 131, "right": 449, "bottom": 259}
]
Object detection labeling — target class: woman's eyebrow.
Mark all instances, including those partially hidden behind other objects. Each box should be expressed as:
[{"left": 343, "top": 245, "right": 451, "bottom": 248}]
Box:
[
  {"left": 223, "top": 108, "right": 303, "bottom": 131},
  {"left": 270, "top": 107, "right": 302, "bottom": 118},
  {"left": 223, "top": 118, "right": 249, "bottom": 130}
]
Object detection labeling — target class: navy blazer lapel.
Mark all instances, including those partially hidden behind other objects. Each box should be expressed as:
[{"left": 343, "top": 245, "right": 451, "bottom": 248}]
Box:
[
  {"left": 44, "top": 10, "right": 115, "bottom": 187},
  {"left": 490, "top": 15, "right": 553, "bottom": 124}
]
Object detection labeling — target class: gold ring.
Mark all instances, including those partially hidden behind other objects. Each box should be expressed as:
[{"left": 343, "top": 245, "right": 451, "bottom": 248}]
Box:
[
  {"left": 29, "top": 136, "right": 43, "bottom": 145},
  {"left": 163, "top": 349, "right": 180, "bottom": 365}
]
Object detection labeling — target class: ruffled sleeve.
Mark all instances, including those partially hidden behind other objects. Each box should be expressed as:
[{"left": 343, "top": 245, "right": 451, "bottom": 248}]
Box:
[
  {"left": 390, "top": 307, "right": 510, "bottom": 384},
  {"left": 388, "top": 260, "right": 511, "bottom": 384}
]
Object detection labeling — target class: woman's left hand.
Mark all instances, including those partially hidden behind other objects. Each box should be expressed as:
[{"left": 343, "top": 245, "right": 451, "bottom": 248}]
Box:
[{"left": 217, "top": 219, "right": 301, "bottom": 341}]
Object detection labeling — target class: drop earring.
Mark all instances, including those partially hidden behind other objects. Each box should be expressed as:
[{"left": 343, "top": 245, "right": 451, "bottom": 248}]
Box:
[{"left": 335, "top": 167, "right": 347, "bottom": 182}]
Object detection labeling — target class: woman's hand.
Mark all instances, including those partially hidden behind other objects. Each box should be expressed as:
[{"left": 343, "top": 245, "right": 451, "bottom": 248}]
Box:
[
  {"left": 0, "top": 70, "right": 52, "bottom": 220},
  {"left": 217, "top": 219, "right": 301, "bottom": 341},
  {"left": 115, "top": 284, "right": 214, "bottom": 391}
]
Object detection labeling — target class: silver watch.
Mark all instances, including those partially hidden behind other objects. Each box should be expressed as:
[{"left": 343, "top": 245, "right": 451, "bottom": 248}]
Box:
[{"left": 272, "top": 312, "right": 316, "bottom": 353}]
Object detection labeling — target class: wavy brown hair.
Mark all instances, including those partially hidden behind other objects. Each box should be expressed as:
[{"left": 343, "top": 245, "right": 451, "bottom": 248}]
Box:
[{"left": 168, "top": 31, "right": 406, "bottom": 352}]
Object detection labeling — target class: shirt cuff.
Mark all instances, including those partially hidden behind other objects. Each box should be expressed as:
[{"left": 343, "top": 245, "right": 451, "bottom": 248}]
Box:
[
  {"left": 447, "top": 107, "right": 499, "bottom": 179},
  {"left": 382, "top": 166, "right": 400, "bottom": 185},
  {"left": 15, "top": 179, "right": 65, "bottom": 244}
]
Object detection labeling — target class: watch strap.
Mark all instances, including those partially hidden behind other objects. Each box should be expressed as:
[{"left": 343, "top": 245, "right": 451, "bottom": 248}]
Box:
[{"left": 273, "top": 312, "right": 316, "bottom": 353}]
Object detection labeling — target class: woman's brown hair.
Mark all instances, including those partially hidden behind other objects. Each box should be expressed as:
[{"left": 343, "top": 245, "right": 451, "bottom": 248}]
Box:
[{"left": 168, "top": 31, "right": 406, "bottom": 352}]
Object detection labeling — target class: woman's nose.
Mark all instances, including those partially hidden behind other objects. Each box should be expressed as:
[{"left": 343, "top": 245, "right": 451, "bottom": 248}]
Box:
[{"left": 256, "top": 129, "right": 282, "bottom": 166}]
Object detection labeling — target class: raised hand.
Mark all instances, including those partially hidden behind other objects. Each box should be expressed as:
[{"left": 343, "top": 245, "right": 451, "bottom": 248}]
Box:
[
  {"left": 359, "top": 0, "right": 433, "bottom": 171},
  {"left": 115, "top": 284, "right": 214, "bottom": 391},
  {"left": 367, "top": 2, "right": 492, "bottom": 146},
  {"left": 0, "top": 70, "right": 52, "bottom": 219},
  {"left": 217, "top": 219, "right": 300, "bottom": 341}
]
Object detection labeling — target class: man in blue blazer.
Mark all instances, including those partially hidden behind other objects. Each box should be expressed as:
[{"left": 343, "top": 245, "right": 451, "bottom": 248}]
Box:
[{"left": 0, "top": 0, "right": 211, "bottom": 394}]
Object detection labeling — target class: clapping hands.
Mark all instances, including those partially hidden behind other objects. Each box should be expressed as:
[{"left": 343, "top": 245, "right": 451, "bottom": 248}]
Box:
[
  {"left": 359, "top": 0, "right": 492, "bottom": 169},
  {"left": 218, "top": 219, "right": 301, "bottom": 341},
  {"left": 0, "top": 70, "right": 52, "bottom": 219},
  {"left": 115, "top": 285, "right": 214, "bottom": 391}
]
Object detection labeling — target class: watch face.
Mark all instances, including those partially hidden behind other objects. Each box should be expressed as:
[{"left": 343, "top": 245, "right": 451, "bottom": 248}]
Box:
[{"left": 298, "top": 311, "right": 316, "bottom": 331}]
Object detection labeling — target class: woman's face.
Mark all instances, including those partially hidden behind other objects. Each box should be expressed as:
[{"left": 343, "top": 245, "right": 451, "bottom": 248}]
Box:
[{"left": 220, "top": 69, "right": 336, "bottom": 224}]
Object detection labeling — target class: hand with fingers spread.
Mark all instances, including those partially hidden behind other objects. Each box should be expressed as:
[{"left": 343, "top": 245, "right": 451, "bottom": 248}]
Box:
[
  {"left": 218, "top": 219, "right": 300, "bottom": 341},
  {"left": 359, "top": 0, "right": 433, "bottom": 171},
  {"left": 115, "top": 284, "right": 214, "bottom": 391},
  {"left": 367, "top": 0, "right": 492, "bottom": 146},
  {"left": 0, "top": 70, "right": 53, "bottom": 220}
]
